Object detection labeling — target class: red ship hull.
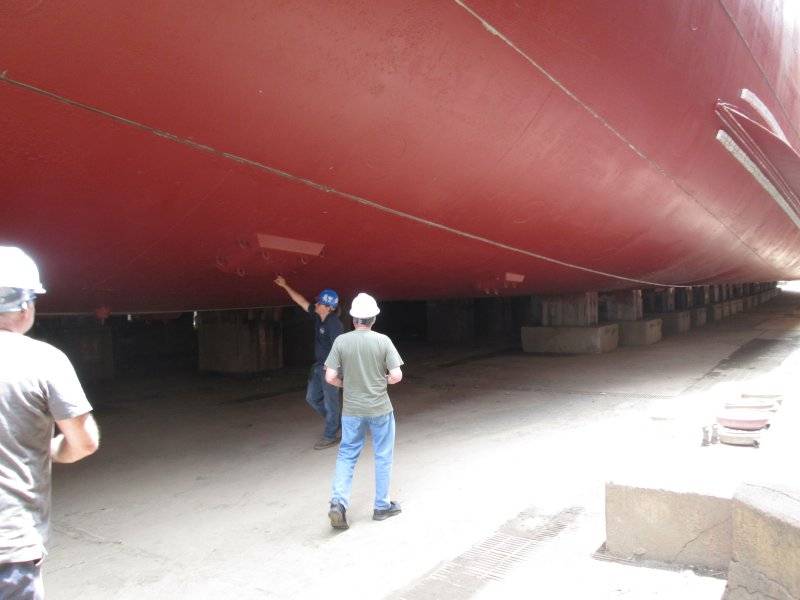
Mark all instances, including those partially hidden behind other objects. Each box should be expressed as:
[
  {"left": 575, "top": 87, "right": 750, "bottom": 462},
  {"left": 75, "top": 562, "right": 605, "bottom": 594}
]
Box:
[{"left": 2, "top": 1, "right": 799, "bottom": 314}]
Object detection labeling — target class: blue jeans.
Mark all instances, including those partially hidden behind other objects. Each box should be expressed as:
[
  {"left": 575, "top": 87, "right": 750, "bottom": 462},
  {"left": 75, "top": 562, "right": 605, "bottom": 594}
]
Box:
[
  {"left": 0, "top": 561, "right": 44, "bottom": 600},
  {"left": 306, "top": 363, "right": 341, "bottom": 439},
  {"left": 331, "top": 412, "right": 395, "bottom": 510}
]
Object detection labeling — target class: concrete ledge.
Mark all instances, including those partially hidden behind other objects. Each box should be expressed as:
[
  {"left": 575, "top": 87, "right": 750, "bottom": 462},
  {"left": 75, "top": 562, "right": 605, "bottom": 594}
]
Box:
[
  {"left": 605, "top": 482, "right": 732, "bottom": 571},
  {"left": 647, "top": 311, "right": 691, "bottom": 335},
  {"left": 607, "top": 319, "right": 662, "bottom": 346},
  {"left": 691, "top": 307, "right": 708, "bottom": 327},
  {"left": 521, "top": 324, "right": 619, "bottom": 354},
  {"left": 709, "top": 303, "right": 724, "bottom": 321},
  {"left": 723, "top": 484, "right": 800, "bottom": 600}
]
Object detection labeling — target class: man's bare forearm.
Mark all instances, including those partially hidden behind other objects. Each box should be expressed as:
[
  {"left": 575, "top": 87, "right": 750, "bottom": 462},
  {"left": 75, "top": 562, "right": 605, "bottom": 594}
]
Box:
[
  {"left": 52, "top": 413, "right": 100, "bottom": 464},
  {"left": 387, "top": 367, "right": 403, "bottom": 385}
]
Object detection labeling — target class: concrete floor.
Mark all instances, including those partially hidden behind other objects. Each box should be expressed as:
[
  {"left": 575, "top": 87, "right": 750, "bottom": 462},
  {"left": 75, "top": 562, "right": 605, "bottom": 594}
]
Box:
[{"left": 45, "top": 287, "right": 800, "bottom": 599}]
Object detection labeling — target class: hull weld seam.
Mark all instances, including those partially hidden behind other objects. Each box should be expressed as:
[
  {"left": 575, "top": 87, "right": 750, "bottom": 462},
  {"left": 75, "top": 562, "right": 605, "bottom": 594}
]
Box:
[{"left": 2, "top": 71, "right": 706, "bottom": 289}]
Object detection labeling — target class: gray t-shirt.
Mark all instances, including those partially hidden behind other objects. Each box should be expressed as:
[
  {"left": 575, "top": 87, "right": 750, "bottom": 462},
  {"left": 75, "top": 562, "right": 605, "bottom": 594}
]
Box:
[
  {"left": 324, "top": 329, "right": 403, "bottom": 417},
  {"left": 0, "top": 332, "right": 93, "bottom": 563}
]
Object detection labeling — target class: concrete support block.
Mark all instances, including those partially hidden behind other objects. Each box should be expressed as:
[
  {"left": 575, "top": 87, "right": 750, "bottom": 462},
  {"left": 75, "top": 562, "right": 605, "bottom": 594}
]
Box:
[
  {"left": 521, "top": 324, "right": 618, "bottom": 354},
  {"left": 743, "top": 296, "right": 753, "bottom": 311},
  {"left": 709, "top": 303, "right": 724, "bottom": 321},
  {"left": 676, "top": 288, "right": 694, "bottom": 310},
  {"left": 426, "top": 299, "right": 475, "bottom": 343},
  {"left": 613, "top": 318, "right": 662, "bottom": 346},
  {"left": 650, "top": 310, "right": 691, "bottom": 335},
  {"left": 605, "top": 482, "right": 732, "bottom": 571},
  {"left": 723, "top": 484, "right": 800, "bottom": 600},
  {"left": 732, "top": 299, "right": 744, "bottom": 314},
  {"left": 723, "top": 301, "right": 732, "bottom": 318},
  {"left": 474, "top": 297, "right": 515, "bottom": 340},
  {"left": 691, "top": 307, "right": 708, "bottom": 327},
  {"left": 198, "top": 309, "right": 283, "bottom": 373},
  {"left": 543, "top": 292, "right": 599, "bottom": 327},
  {"left": 712, "top": 286, "right": 722, "bottom": 303},
  {"left": 604, "top": 289, "right": 643, "bottom": 321},
  {"left": 693, "top": 285, "right": 711, "bottom": 306},
  {"left": 657, "top": 287, "right": 676, "bottom": 312}
]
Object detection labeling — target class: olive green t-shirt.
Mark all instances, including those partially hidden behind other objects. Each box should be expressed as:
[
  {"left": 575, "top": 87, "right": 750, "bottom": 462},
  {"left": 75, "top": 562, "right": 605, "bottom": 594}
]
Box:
[{"left": 324, "top": 329, "right": 403, "bottom": 417}]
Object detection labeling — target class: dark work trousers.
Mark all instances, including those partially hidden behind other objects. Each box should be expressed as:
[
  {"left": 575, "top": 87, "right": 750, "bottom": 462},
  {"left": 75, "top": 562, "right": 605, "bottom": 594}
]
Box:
[{"left": 306, "top": 363, "right": 341, "bottom": 439}]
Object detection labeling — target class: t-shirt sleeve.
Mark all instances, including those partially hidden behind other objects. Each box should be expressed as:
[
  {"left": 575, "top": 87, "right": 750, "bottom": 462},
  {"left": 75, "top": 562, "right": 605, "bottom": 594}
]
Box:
[
  {"left": 46, "top": 349, "right": 93, "bottom": 421},
  {"left": 324, "top": 338, "right": 342, "bottom": 371},
  {"left": 384, "top": 338, "right": 404, "bottom": 371}
]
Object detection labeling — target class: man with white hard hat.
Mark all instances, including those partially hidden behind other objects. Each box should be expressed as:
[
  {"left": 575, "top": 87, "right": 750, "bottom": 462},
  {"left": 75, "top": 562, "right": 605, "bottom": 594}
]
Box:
[
  {"left": 324, "top": 292, "right": 404, "bottom": 529},
  {"left": 0, "top": 247, "right": 99, "bottom": 598}
]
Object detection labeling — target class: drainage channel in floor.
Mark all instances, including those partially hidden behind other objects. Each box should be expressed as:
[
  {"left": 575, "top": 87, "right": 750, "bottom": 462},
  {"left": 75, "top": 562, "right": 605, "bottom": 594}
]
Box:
[{"left": 388, "top": 506, "right": 583, "bottom": 600}]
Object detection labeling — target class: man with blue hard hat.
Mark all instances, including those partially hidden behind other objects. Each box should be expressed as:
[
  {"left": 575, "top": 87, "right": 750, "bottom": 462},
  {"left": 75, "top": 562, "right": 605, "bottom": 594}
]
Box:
[
  {"left": 0, "top": 247, "right": 100, "bottom": 598},
  {"left": 274, "top": 276, "right": 343, "bottom": 449}
]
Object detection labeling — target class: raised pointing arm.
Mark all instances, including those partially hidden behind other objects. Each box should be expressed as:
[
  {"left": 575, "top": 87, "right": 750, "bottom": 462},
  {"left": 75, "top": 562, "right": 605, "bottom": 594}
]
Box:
[{"left": 274, "top": 275, "right": 311, "bottom": 312}]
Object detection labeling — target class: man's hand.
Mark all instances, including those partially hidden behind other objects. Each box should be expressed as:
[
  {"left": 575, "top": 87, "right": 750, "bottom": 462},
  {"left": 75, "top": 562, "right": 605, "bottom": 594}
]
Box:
[
  {"left": 274, "top": 276, "right": 310, "bottom": 311},
  {"left": 387, "top": 367, "right": 403, "bottom": 385}
]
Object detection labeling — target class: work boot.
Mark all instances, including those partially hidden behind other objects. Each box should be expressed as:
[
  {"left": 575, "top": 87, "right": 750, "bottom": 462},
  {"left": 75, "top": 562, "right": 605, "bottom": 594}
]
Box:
[
  {"left": 373, "top": 501, "right": 402, "bottom": 521},
  {"left": 314, "top": 436, "right": 339, "bottom": 450},
  {"left": 328, "top": 502, "right": 349, "bottom": 530}
]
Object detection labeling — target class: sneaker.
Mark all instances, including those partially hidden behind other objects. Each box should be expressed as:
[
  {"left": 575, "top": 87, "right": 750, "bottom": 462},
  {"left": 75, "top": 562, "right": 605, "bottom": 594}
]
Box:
[
  {"left": 373, "top": 501, "right": 402, "bottom": 521},
  {"left": 314, "top": 437, "right": 339, "bottom": 450},
  {"left": 328, "top": 502, "right": 349, "bottom": 530}
]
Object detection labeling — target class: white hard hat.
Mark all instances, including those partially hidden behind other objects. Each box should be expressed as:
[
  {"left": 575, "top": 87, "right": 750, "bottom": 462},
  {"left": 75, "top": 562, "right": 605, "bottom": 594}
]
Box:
[
  {"left": 349, "top": 292, "right": 380, "bottom": 319},
  {"left": 0, "top": 247, "right": 46, "bottom": 293}
]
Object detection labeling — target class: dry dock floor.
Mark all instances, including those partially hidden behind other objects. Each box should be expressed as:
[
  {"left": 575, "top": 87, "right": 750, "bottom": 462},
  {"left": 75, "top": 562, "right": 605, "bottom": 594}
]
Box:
[{"left": 46, "top": 287, "right": 800, "bottom": 599}]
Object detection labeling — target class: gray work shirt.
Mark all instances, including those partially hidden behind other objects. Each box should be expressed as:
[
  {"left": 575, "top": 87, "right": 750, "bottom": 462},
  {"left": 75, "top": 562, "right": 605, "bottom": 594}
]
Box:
[
  {"left": 325, "top": 329, "right": 403, "bottom": 417},
  {"left": 0, "top": 331, "right": 93, "bottom": 563}
]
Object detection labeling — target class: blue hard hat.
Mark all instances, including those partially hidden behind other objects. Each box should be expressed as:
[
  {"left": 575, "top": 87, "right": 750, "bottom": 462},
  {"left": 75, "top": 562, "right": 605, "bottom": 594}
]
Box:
[{"left": 317, "top": 289, "right": 339, "bottom": 307}]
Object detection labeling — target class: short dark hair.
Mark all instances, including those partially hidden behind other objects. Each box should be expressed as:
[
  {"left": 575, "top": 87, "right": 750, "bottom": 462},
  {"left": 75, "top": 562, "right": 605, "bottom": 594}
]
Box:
[{"left": 353, "top": 316, "right": 376, "bottom": 327}]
